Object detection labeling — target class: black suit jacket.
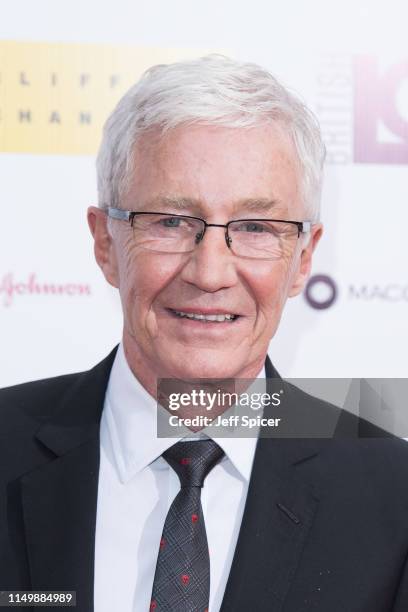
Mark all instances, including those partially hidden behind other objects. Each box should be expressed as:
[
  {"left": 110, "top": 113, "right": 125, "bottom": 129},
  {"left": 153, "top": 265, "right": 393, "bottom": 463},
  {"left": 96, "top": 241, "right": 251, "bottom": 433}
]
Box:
[{"left": 1, "top": 346, "right": 408, "bottom": 611}]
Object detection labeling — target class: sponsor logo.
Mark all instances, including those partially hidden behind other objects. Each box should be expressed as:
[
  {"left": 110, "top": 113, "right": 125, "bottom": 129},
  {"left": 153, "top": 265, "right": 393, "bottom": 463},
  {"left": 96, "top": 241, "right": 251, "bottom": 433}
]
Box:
[
  {"left": 304, "top": 274, "right": 408, "bottom": 309},
  {"left": 0, "top": 41, "right": 213, "bottom": 155},
  {"left": 348, "top": 284, "right": 408, "bottom": 301},
  {"left": 316, "top": 53, "right": 353, "bottom": 164},
  {"left": 316, "top": 54, "right": 408, "bottom": 165},
  {"left": 354, "top": 56, "right": 408, "bottom": 164},
  {"left": 0, "top": 272, "right": 91, "bottom": 306},
  {"left": 304, "top": 274, "right": 338, "bottom": 310}
]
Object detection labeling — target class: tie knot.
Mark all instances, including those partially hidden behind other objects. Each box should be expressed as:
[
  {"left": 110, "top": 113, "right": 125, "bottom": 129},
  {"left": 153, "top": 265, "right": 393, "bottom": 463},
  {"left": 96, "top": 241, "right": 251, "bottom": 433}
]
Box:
[{"left": 163, "top": 439, "right": 224, "bottom": 488}]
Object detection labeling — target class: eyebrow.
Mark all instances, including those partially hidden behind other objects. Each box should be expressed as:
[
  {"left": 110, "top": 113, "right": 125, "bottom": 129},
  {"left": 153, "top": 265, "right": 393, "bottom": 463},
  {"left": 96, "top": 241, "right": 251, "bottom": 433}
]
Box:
[
  {"left": 145, "top": 196, "right": 201, "bottom": 212},
  {"left": 142, "top": 196, "right": 283, "bottom": 215},
  {"left": 235, "top": 198, "right": 283, "bottom": 213}
]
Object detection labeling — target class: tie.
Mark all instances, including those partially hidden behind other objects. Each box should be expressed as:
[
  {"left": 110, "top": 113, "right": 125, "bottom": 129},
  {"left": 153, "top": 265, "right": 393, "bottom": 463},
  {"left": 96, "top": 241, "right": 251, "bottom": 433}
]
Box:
[{"left": 150, "top": 439, "right": 225, "bottom": 612}]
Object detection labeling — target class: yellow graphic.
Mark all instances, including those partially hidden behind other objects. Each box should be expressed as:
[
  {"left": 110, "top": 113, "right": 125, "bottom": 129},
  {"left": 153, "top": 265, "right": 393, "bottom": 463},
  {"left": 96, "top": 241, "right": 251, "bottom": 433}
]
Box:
[{"left": 0, "top": 41, "right": 217, "bottom": 155}]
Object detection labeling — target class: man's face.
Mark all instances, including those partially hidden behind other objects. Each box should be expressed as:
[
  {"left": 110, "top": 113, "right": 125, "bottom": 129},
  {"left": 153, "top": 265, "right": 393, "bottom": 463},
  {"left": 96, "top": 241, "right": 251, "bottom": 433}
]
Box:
[{"left": 89, "top": 124, "right": 322, "bottom": 383}]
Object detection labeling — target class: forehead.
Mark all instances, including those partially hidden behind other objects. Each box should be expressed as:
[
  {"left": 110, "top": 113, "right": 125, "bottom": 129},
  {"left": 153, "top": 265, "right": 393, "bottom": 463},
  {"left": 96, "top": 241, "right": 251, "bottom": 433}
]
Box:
[{"left": 126, "top": 123, "right": 303, "bottom": 217}]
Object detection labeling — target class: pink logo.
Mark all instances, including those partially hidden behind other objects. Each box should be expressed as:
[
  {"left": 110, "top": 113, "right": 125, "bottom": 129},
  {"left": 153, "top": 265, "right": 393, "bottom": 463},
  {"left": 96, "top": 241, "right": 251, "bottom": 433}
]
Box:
[
  {"left": 0, "top": 272, "right": 91, "bottom": 306},
  {"left": 181, "top": 574, "right": 190, "bottom": 585},
  {"left": 354, "top": 55, "right": 408, "bottom": 164}
]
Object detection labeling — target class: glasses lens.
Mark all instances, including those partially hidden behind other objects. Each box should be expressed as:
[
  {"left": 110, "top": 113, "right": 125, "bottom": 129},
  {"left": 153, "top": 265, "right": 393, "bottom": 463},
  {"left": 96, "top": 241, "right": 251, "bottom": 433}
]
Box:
[
  {"left": 228, "top": 220, "right": 298, "bottom": 259},
  {"left": 131, "top": 214, "right": 205, "bottom": 253}
]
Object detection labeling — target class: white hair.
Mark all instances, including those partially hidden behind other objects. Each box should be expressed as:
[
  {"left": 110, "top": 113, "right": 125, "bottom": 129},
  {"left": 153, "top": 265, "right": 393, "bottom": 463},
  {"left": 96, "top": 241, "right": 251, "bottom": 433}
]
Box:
[{"left": 96, "top": 54, "right": 325, "bottom": 222}]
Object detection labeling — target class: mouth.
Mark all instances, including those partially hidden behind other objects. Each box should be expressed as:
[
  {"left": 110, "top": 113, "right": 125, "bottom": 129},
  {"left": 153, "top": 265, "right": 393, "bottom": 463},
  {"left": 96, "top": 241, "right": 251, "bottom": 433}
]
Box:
[{"left": 166, "top": 308, "right": 240, "bottom": 323}]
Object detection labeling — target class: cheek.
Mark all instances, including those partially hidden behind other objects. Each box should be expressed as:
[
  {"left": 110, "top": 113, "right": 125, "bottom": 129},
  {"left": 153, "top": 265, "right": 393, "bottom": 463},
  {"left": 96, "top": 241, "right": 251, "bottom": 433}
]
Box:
[
  {"left": 243, "top": 258, "right": 293, "bottom": 314},
  {"left": 240, "top": 259, "right": 295, "bottom": 345},
  {"left": 117, "top": 247, "right": 183, "bottom": 334}
]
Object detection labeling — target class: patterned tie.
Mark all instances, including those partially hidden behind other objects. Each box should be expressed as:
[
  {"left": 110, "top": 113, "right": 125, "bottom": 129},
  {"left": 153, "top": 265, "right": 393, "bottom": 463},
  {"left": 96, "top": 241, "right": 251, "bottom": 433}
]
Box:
[{"left": 149, "top": 439, "right": 225, "bottom": 612}]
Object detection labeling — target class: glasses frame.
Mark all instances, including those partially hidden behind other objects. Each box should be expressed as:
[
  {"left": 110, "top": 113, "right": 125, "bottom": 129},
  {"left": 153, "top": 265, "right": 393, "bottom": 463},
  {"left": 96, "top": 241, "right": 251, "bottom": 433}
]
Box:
[{"left": 106, "top": 206, "right": 311, "bottom": 256}]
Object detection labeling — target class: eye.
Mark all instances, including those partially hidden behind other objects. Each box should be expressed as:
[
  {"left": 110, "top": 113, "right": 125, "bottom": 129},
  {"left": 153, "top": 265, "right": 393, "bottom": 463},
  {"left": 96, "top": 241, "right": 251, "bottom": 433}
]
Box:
[
  {"left": 246, "top": 222, "right": 265, "bottom": 233},
  {"left": 160, "top": 216, "right": 182, "bottom": 228},
  {"left": 234, "top": 221, "right": 270, "bottom": 233}
]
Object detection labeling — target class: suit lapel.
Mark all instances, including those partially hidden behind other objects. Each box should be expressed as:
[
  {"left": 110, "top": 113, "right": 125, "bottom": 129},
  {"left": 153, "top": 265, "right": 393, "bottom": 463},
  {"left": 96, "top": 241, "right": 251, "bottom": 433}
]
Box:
[
  {"left": 13, "top": 346, "right": 118, "bottom": 612},
  {"left": 19, "top": 440, "right": 100, "bottom": 610},
  {"left": 220, "top": 356, "right": 321, "bottom": 611}
]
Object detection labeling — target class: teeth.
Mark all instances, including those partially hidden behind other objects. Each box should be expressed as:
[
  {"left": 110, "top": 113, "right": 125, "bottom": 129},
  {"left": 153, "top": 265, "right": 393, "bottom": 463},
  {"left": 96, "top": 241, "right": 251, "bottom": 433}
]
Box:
[{"left": 173, "top": 310, "right": 237, "bottom": 322}]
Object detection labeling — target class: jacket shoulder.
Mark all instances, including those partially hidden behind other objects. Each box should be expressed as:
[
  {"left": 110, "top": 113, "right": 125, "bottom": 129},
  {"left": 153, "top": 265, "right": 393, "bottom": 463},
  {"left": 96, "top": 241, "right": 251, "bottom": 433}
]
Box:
[
  {"left": 0, "top": 346, "right": 118, "bottom": 430},
  {"left": 0, "top": 372, "right": 84, "bottom": 425}
]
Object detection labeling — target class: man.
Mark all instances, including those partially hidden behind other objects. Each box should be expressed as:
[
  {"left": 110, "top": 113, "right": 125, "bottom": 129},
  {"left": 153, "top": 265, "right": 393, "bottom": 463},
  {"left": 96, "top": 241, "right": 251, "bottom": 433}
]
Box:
[{"left": 1, "top": 55, "right": 408, "bottom": 612}]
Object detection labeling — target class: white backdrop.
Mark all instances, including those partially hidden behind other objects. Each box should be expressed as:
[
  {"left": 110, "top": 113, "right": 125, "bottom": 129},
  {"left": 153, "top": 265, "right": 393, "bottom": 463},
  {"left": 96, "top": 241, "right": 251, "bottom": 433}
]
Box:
[{"left": 0, "top": 0, "right": 407, "bottom": 386}]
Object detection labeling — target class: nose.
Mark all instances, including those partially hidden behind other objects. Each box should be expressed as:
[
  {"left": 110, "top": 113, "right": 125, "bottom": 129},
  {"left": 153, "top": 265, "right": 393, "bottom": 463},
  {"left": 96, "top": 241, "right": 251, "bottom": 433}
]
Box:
[{"left": 180, "top": 225, "right": 238, "bottom": 292}]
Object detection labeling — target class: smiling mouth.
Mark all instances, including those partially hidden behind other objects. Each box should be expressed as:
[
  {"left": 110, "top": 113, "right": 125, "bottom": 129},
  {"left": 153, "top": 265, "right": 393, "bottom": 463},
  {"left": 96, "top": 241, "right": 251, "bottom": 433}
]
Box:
[{"left": 167, "top": 309, "right": 240, "bottom": 323}]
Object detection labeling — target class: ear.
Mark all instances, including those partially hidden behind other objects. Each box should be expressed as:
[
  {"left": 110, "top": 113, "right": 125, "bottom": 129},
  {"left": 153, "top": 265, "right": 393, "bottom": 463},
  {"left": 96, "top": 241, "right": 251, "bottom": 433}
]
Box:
[
  {"left": 87, "top": 206, "right": 119, "bottom": 288},
  {"left": 288, "top": 223, "right": 323, "bottom": 297}
]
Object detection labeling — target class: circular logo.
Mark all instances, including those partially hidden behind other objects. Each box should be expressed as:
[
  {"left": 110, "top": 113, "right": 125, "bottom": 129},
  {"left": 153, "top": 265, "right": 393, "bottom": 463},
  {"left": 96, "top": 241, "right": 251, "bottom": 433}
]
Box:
[{"left": 304, "top": 274, "right": 338, "bottom": 310}]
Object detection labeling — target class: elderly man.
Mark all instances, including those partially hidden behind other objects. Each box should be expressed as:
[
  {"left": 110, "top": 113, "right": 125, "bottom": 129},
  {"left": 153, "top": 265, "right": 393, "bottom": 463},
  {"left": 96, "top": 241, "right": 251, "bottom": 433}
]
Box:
[{"left": 1, "top": 55, "right": 408, "bottom": 612}]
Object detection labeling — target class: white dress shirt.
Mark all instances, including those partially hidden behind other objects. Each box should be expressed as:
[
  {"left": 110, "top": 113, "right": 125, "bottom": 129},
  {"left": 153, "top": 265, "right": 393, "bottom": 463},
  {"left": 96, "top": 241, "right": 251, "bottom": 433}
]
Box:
[{"left": 94, "top": 343, "right": 264, "bottom": 612}]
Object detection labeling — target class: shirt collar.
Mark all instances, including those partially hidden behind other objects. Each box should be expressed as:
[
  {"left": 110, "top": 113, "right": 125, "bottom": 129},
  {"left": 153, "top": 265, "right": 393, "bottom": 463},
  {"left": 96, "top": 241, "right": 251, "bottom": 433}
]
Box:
[{"left": 103, "top": 342, "right": 264, "bottom": 484}]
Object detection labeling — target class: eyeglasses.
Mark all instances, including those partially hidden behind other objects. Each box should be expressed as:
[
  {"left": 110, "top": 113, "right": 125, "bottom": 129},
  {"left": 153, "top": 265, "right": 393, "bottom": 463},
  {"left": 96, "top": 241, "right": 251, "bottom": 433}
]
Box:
[{"left": 106, "top": 207, "right": 311, "bottom": 260}]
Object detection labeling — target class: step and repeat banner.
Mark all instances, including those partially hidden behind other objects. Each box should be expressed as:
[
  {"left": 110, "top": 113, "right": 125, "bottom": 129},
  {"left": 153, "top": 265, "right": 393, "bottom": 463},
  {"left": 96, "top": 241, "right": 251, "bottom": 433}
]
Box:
[{"left": 0, "top": 0, "right": 407, "bottom": 385}]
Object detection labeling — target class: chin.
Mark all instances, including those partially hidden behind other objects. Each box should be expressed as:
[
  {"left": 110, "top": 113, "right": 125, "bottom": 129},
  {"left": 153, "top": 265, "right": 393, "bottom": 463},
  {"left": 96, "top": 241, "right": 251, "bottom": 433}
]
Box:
[{"left": 165, "top": 351, "right": 240, "bottom": 380}]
